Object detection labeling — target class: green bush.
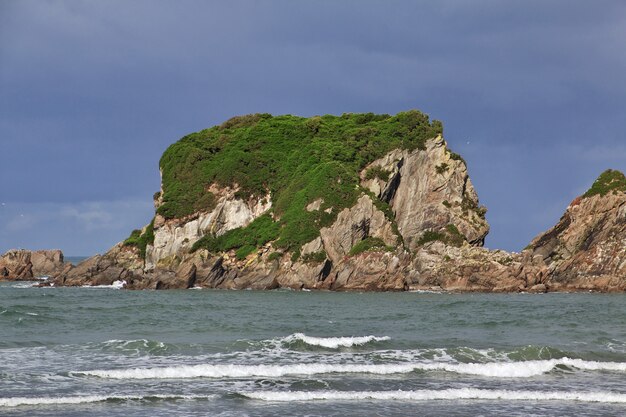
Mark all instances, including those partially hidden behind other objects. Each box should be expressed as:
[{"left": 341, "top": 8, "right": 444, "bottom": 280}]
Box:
[
  {"left": 122, "top": 219, "right": 155, "bottom": 259},
  {"left": 582, "top": 169, "right": 626, "bottom": 198},
  {"left": 267, "top": 252, "right": 283, "bottom": 261},
  {"left": 445, "top": 224, "right": 465, "bottom": 247},
  {"left": 436, "top": 163, "right": 449, "bottom": 174},
  {"left": 448, "top": 151, "right": 465, "bottom": 164},
  {"left": 364, "top": 166, "right": 391, "bottom": 181},
  {"left": 301, "top": 250, "right": 327, "bottom": 263},
  {"left": 348, "top": 237, "right": 394, "bottom": 256},
  {"left": 417, "top": 224, "right": 466, "bottom": 247},
  {"left": 417, "top": 230, "right": 446, "bottom": 246},
  {"left": 191, "top": 214, "right": 279, "bottom": 253}
]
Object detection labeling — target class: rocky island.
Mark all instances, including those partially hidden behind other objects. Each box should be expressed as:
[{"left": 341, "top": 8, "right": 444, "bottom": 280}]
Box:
[{"left": 3, "top": 111, "right": 625, "bottom": 291}]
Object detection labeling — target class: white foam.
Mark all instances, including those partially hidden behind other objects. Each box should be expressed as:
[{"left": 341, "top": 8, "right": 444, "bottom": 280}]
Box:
[
  {"left": 74, "top": 363, "right": 412, "bottom": 379},
  {"left": 81, "top": 280, "right": 126, "bottom": 289},
  {"left": 0, "top": 394, "right": 213, "bottom": 407},
  {"left": 281, "top": 333, "right": 390, "bottom": 348},
  {"left": 10, "top": 283, "right": 37, "bottom": 288},
  {"left": 74, "top": 357, "right": 626, "bottom": 380},
  {"left": 242, "top": 388, "right": 626, "bottom": 403}
]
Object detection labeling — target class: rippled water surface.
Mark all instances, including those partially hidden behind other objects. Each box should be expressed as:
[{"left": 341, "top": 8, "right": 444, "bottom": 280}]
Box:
[{"left": 1, "top": 283, "right": 625, "bottom": 416}]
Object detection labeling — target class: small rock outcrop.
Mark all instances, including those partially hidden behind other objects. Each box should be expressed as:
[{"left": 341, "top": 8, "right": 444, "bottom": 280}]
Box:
[
  {"left": 0, "top": 249, "right": 65, "bottom": 280},
  {"left": 526, "top": 172, "right": 626, "bottom": 291}
]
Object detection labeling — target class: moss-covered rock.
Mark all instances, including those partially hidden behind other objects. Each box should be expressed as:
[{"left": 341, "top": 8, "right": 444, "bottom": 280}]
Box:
[
  {"left": 157, "top": 111, "right": 443, "bottom": 255},
  {"left": 582, "top": 169, "right": 626, "bottom": 198}
]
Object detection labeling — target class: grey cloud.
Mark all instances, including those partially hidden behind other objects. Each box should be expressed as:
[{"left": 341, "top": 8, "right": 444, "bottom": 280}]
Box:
[
  {"left": 0, "top": 199, "right": 153, "bottom": 255},
  {"left": 1, "top": 0, "right": 625, "bottom": 253}
]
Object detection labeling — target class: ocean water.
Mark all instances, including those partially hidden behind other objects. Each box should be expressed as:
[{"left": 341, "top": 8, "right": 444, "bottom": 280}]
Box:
[{"left": 1, "top": 283, "right": 625, "bottom": 416}]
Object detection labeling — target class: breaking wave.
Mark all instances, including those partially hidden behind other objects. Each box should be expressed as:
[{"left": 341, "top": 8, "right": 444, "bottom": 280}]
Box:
[
  {"left": 0, "top": 394, "right": 214, "bottom": 407},
  {"left": 81, "top": 280, "right": 126, "bottom": 289},
  {"left": 279, "top": 333, "right": 390, "bottom": 349},
  {"left": 242, "top": 388, "right": 626, "bottom": 403},
  {"left": 73, "top": 357, "right": 626, "bottom": 380}
]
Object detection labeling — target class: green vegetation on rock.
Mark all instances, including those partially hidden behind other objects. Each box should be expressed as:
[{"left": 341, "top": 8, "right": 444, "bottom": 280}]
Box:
[
  {"left": 348, "top": 237, "right": 395, "bottom": 256},
  {"left": 267, "top": 252, "right": 283, "bottom": 262},
  {"left": 160, "top": 110, "right": 443, "bottom": 254},
  {"left": 301, "top": 250, "right": 328, "bottom": 263},
  {"left": 365, "top": 166, "right": 391, "bottom": 181},
  {"left": 436, "top": 163, "right": 449, "bottom": 174},
  {"left": 191, "top": 214, "right": 279, "bottom": 256},
  {"left": 417, "top": 230, "right": 446, "bottom": 246},
  {"left": 582, "top": 169, "right": 626, "bottom": 198},
  {"left": 123, "top": 219, "right": 155, "bottom": 259},
  {"left": 417, "top": 224, "right": 465, "bottom": 248},
  {"left": 444, "top": 224, "right": 465, "bottom": 247}
]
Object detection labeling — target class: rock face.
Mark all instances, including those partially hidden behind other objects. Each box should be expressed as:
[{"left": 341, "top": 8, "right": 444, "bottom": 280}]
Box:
[
  {"left": 319, "top": 195, "right": 397, "bottom": 263},
  {"left": 361, "top": 136, "right": 488, "bottom": 250},
  {"left": 409, "top": 243, "right": 548, "bottom": 292},
  {"left": 526, "top": 191, "right": 626, "bottom": 291},
  {"left": 146, "top": 187, "right": 271, "bottom": 269},
  {"left": 55, "top": 244, "right": 143, "bottom": 287},
  {"left": 0, "top": 249, "right": 65, "bottom": 280}
]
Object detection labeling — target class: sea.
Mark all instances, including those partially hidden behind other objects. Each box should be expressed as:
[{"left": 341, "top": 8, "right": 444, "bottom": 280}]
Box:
[{"left": 1, "top": 281, "right": 625, "bottom": 416}]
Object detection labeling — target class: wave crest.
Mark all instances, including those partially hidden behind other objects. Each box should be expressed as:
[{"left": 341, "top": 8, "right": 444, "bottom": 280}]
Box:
[
  {"left": 73, "top": 357, "right": 626, "bottom": 380},
  {"left": 280, "top": 333, "right": 390, "bottom": 349},
  {"left": 242, "top": 388, "right": 626, "bottom": 403},
  {"left": 0, "top": 394, "right": 214, "bottom": 408}
]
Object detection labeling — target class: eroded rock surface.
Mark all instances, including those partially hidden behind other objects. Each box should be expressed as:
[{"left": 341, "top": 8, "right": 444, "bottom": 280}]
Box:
[
  {"left": 146, "top": 187, "right": 271, "bottom": 269},
  {"left": 526, "top": 192, "right": 626, "bottom": 291},
  {"left": 0, "top": 249, "right": 65, "bottom": 280},
  {"left": 361, "top": 136, "right": 489, "bottom": 250}
]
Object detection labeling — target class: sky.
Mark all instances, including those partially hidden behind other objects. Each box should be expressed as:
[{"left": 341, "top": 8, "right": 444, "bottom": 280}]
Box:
[{"left": 1, "top": 0, "right": 625, "bottom": 255}]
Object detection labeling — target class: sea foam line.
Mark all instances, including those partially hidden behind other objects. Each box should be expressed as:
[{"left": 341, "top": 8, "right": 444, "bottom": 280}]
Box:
[
  {"left": 242, "top": 388, "right": 626, "bottom": 403},
  {"left": 0, "top": 394, "right": 214, "bottom": 408},
  {"left": 72, "top": 357, "right": 626, "bottom": 380},
  {"left": 280, "top": 333, "right": 390, "bottom": 348},
  {"left": 81, "top": 280, "right": 126, "bottom": 289}
]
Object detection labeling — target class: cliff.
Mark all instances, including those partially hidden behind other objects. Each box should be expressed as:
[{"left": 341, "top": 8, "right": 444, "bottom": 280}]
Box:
[{"left": 49, "top": 112, "right": 626, "bottom": 292}]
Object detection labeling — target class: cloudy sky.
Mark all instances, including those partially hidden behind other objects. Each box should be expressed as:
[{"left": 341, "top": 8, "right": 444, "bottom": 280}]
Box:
[{"left": 1, "top": 0, "right": 625, "bottom": 255}]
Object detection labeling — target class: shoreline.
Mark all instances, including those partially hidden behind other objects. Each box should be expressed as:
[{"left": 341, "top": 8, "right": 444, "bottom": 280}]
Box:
[{"left": 2, "top": 277, "right": 623, "bottom": 294}]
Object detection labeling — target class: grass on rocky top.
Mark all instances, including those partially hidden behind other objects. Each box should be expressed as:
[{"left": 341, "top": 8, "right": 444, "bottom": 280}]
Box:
[
  {"left": 159, "top": 110, "right": 444, "bottom": 255},
  {"left": 582, "top": 169, "right": 626, "bottom": 198}
]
